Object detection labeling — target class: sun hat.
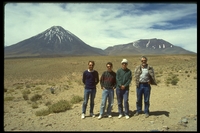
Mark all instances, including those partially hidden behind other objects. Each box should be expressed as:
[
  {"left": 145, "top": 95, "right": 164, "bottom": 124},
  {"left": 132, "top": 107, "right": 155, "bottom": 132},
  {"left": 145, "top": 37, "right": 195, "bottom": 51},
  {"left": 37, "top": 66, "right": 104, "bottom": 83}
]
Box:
[{"left": 121, "top": 59, "right": 128, "bottom": 64}]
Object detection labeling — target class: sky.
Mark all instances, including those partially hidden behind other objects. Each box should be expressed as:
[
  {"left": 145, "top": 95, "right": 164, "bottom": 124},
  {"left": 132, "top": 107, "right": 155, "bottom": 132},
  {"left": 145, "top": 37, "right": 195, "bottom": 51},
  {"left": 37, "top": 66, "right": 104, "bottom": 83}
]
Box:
[{"left": 4, "top": 2, "right": 197, "bottom": 53}]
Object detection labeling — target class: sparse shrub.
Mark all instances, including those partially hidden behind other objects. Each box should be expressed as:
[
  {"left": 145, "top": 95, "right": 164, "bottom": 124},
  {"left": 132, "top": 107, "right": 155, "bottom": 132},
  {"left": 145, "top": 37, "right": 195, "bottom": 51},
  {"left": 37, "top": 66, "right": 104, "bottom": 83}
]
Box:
[
  {"left": 30, "top": 94, "right": 42, "bottom": 102},
  {"left": 23, "top": 94, "right": 29, "bottom": 100},
  {"left": 156, "top": 74, "right": 162, "bottom": 77},
  {"left": 165, "top": 73, "right": 179, "bottom": 85},
  {"left": 18, "top": 108, "right": 23, "bottom": 113},
  {"left": 35, "top": 99, "right": 72, "bottom": 116},
  {"left": 22, "top": 89, "right": 31, "bottom": 95},
  {"left": 70, "top": 95, "right": 83, "bottom": 104},
  {"left": 35, "top": 108, "right": 52, "bottom": 116},
  {"left": 64, "top": 87, "right": 69, "bottom": 90},
  {"left": 67, "top": 81, "right": 72, "bottom": 85},
  {"left": 35, "top": 87, "right": 41, "bottom": 90},
  {"left": 14, "top": 91, "right": 18, "bottom": 94},
  {"left": 4, "top": 96, "right": 15, "bottom": 101},
  {"left": 26, "top": 84, "right": 31, "bottom": 88},
  {"left": 185, "top": 70, "right": 188, "bottom": 73},
  {"left": 26, "top": 83, "right": 36, "bottom": 87},
  {"left": 22, "top": 91, "right": 29, "bottom": 100},
  {"left": 8, "top": 89, "right": 15, "bottom": 93},
  {"left": 171, "top": 74, "right": 179, "bottom": 85},
  {"left": 32, "top": 102, "right": 39, "bottom": 109},
  {"left": 154, "top": 71, "right": 159, "bottom": 75},
  {"left": 156, "top": 79, "right": 161, "bottom": 84},
  {"left": 49, "top": 83, "right": 56, "bottom": 86},
  {"left": 48, "top": 100, "right": 72, "bottom": 113},
  {"left": 4, "top": 88, "right": 7, "bottom": 92},
  {"left": 63, "top": 85, "right": 70, "bottom": 90},
  {"left": 77, "top": 80, "right": 83, "bottom": 85},
  {"left": 38, "top": 82, "right": 46, "bottom": 85},
  {"left": 159, "top": 70, "right": 163, "bottom": 74},
  {"left": 171, "top": 78, "right": 179, "bottom": 85},
  {"left": 45, "top": 101, "right": 52, "bottom": 106},
  {"left": 27, "top": 100, "right": 32, "bottom": 104},
  {"left": 15, "top": 85, "right": 23, "bottom": 90}
]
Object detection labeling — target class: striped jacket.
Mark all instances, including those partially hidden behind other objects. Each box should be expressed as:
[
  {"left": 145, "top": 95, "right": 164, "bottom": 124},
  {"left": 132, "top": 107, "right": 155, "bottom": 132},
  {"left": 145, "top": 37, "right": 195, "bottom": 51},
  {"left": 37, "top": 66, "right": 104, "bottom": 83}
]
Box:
[{"left": 100, "top": 71, "right": 116, "bottom": 89}]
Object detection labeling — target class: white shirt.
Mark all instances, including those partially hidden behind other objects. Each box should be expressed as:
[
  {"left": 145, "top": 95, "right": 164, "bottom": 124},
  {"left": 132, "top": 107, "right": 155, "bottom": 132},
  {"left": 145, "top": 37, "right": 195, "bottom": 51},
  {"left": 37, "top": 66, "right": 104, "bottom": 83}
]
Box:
[{"left": 139, "top": 67, "right": 149, "bottom": 82}]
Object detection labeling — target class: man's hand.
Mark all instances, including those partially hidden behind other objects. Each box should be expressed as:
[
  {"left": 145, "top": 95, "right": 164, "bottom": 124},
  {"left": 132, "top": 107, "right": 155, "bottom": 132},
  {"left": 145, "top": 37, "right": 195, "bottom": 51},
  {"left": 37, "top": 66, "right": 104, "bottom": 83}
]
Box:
[{"left": 120, "top": 85, "right": 125, "bottom": 90}]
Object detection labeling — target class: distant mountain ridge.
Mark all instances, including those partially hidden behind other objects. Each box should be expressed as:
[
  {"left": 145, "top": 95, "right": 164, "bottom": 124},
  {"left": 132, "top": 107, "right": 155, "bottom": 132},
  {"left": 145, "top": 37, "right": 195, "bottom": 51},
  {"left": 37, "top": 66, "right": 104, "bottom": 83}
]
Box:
[
  {"left": 104, "top": 38, "right": 195, "bottom": 55},
  {"left": 4, "top": 26, "right": 196, "bottom": 58}
]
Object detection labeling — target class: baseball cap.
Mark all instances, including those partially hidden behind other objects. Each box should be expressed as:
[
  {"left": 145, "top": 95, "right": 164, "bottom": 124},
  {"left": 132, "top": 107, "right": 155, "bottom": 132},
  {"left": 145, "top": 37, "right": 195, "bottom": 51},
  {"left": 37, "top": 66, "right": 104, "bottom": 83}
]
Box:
[{"left": 121, "top": 59, "right": 128, "bottom": 64}]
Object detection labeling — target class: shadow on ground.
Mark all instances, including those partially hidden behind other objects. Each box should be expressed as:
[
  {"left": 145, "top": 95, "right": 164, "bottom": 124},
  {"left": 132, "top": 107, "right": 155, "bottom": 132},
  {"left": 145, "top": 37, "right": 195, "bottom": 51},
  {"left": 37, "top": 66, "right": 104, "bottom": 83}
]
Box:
[{"left": 106, "top": 110, "right": 169, "bottom": 118}]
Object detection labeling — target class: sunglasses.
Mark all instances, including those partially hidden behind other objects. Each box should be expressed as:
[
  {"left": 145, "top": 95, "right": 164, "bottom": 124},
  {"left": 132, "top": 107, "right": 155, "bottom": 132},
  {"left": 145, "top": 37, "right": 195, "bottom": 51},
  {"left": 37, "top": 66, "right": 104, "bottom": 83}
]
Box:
[
  {"left": 141, "top": 60, "right": 147, "bottom": 62},
  {"left": 89, "top": 64, "right": 94, "bottom": 66}
]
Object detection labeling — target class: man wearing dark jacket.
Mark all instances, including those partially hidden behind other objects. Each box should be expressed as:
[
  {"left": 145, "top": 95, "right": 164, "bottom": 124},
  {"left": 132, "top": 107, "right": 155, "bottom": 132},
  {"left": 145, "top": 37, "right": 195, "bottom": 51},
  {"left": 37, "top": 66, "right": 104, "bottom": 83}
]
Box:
[
  {"left": 81, "top": 61, "right": 99, "bottom": 119},
  {"left": 116, "top": 59, "right": 132, "bottom": 119}
]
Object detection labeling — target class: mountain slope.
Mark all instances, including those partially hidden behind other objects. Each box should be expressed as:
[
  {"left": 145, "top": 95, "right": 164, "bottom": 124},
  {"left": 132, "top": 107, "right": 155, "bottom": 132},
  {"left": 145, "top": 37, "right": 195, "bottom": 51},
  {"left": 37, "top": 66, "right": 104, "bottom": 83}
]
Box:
[
  {"left": 4, "top": 27, "right": 196, "bottom": 58},
  {"left": 4, "top": 26, "right": 106, "bottom": 58},
  {"left": 104, "top": 38, "right": 196, "bottom": 55}
]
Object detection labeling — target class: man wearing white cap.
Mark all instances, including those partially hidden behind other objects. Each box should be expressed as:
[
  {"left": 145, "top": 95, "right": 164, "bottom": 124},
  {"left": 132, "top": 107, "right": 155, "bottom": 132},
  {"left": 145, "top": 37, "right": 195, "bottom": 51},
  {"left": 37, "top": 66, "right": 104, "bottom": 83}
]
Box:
[{"left": 116, "top": 58, "right": 132, "bottom": 119}]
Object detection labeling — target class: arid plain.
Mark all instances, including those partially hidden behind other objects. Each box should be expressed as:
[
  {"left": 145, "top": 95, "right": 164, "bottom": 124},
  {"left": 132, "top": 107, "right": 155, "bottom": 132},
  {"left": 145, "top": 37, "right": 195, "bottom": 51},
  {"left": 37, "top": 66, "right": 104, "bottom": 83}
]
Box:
[{"left": 4, "top": 54, "right": 197, "bottom": 131}]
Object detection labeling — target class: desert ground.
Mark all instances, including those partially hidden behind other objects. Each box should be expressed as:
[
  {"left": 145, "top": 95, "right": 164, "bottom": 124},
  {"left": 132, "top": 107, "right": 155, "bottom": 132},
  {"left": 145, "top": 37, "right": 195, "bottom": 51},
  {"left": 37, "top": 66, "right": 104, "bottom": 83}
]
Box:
[{"left": 4, "top": 54, "right": 197, "bottom": 131}]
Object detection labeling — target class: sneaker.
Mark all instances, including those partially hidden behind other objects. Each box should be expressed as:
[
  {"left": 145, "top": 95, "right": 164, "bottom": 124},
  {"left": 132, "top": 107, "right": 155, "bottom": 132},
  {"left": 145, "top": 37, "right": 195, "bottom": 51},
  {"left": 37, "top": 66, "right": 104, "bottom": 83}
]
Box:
[
  {"left": 98, "top": 115, "right": 102, "bottom": 120},
  {"left": 125, "top": 115, "right": 130, "bottom": 119},
  {"left": 81, "top": 113, "right": 85, "bottom": 119},
  {"left": 90, "top": 113, "right": 95, "bottom": 118},
  {"left": 108, "top": 115, "right": 112, "bottom": 118},
  {"left": 134, "top": 112, "right": 139, "bottom": 116},
  {"left": 118, "top": 114, "right": 123, "bottom": 119},
  {"left": 145, "top": 113, "right": 149, "bottom": 118}
]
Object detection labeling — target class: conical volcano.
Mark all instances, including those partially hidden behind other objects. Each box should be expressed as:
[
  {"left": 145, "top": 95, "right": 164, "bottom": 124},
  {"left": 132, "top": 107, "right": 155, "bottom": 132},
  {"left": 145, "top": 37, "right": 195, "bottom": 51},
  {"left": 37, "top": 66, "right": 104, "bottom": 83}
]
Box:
[{"left": 5, "top": 26, "right": 106, "bottom": 58}]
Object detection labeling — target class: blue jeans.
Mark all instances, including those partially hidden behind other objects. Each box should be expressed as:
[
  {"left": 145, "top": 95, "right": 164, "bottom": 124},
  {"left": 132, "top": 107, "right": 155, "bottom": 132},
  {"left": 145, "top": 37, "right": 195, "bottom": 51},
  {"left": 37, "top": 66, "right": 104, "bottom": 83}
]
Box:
[
  {"left": 116, "top": 87, "right": 129, "bottom": 116},
  {"left": 82, "top": 88, "right": 96, "bottom": 114},
  {"left": 136, "top": 83, "right": 151, "bottom": 114},
  {"left": 99, "top": 88, "right": 114, "bottom": 116}
]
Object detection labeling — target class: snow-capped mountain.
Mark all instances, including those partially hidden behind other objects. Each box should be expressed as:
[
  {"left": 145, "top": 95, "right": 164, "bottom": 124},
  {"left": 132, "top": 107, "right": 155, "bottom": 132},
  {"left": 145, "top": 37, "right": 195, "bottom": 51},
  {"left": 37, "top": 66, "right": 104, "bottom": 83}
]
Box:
[
  {"left": 4, "top": 26, "right": 106, "bottom": 57},
  {"left": 104, "top": 38, "right": 196, "bottom": 55},
  {"left": 4, "top": 26, "right": 196, "bottom": 58}
]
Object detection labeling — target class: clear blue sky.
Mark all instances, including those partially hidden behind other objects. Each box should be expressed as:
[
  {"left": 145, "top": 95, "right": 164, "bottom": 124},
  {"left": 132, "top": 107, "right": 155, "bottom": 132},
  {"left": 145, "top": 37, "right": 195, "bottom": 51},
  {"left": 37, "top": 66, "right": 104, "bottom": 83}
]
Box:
[{"left": 4, "top": 2, "right": 197, "bottom": 53}]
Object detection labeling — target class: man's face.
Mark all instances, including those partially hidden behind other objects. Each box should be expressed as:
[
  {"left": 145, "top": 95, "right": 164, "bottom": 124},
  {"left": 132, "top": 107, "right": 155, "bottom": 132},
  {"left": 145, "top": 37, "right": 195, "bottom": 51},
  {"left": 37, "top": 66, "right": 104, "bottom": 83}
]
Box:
[
  {"left": 88, "top": 62, "right": 94, "bottom": 70},
  {"left": 121, "top": 62, "right": 127, "bottom": 69},
  {"left": 141, "top": 57, "right": 147, "bottom": 66},
  {"left": 106, "top": 64, "right": 112, "bottom": 71}
]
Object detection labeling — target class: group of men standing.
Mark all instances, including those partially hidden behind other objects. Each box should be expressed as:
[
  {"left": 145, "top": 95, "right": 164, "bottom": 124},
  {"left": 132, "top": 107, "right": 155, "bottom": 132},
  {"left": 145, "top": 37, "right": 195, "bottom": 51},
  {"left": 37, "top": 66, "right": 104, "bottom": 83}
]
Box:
[{"left": 81, "top": 56, "right": 157, "bottom": 120}]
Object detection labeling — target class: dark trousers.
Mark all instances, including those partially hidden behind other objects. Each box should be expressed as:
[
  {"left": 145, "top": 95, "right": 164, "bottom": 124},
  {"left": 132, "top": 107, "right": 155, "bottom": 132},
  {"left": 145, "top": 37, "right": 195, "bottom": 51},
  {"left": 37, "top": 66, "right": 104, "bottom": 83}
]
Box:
[{"left": 116, "top": 88, "right": 129, "bottom": 116}]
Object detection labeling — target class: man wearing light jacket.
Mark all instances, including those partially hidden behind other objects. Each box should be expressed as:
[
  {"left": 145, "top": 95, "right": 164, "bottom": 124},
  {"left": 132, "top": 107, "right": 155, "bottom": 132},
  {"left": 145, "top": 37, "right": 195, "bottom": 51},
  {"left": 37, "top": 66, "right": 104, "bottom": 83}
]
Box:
[{"left": 134, "top": 56, "right": 157, "bottom": 118}]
